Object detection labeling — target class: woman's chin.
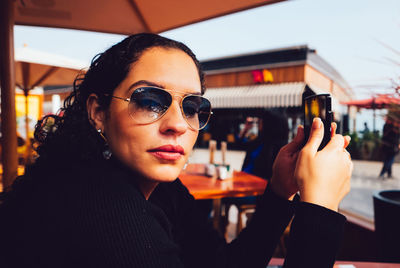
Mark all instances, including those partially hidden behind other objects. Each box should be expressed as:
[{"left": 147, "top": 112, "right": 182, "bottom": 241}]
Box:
[{"left": 145, "top": 165, "right": 183, "bottom": 183}]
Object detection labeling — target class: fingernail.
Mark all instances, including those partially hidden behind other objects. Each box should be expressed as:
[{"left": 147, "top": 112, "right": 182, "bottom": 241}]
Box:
[{"left": 313, "top": 117, "right": 322, "bottom": 128}]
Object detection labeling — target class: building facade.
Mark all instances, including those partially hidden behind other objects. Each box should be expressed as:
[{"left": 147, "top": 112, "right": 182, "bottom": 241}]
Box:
[{"left": 199, "top": 45, "right": 353, "bottom": 148}]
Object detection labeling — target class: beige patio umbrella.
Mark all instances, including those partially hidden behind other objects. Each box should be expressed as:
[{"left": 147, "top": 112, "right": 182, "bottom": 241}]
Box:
[
  {"left": 15, "top": 46, "right": 86, "bottom": 163},
  {"left": 15, "top": 46, "right": 86, "bottom": 89},
  {"left": 0, "top": 0, "right": 285, "bottom": 188},
  {"left": 13, "top": 0, "right": 283, "bottom": 34}
]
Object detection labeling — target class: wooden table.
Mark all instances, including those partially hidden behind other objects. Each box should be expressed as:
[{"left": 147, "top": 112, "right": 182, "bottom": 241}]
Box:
[
  {"left": 268, "top": 258, "right": 400, "bottom": 267},
  {"left": 179, "top": 163, "right": 267, "bottom": 231}
]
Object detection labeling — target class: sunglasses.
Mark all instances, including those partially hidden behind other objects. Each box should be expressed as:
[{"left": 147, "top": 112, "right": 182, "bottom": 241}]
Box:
[{"left": 107, "top": 86, "right": 212, "bottom": 130}]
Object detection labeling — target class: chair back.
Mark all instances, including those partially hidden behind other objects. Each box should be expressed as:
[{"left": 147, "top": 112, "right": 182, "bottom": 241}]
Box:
[{"left": 373, "top": 190, "right": 400, "bottom": 262}]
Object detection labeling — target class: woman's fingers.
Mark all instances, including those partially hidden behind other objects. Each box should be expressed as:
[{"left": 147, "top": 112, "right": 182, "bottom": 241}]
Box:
[
  {"left": 325, "top": 134, "right": 345, "bottom": 151},
  {"left": 344, "top": 149, "right": 352, "bottom": 162},
  {"left": 294, "top": 119, "right": 354, "bottom": 211},
  {"left": 270, "top": 125, "right": 305, "bottom": 200},
  {"left": 304, "top": 118, "right": 324, "bottom": 154},
  {"left": 344, "top": 136, "right": 351, "bottom": 148},
  {"left": 330, "top": 122, "right": 351, "bottom": 149},
  {"left": 331, "top": 122, "right": 337, "bottom": 137},
  {"left": 284, "top": 125, "right": 304, "bottom": 153}
]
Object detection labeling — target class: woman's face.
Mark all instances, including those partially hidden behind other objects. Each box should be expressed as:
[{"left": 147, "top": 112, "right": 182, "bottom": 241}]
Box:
[{"left": 103, "top": 47, "right": 201, "bottom": 184}]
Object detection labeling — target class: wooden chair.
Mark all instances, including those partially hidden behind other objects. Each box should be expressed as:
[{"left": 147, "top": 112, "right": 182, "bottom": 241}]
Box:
[{"left": 236, "top": 203, "right": 256, "bottom": 235}]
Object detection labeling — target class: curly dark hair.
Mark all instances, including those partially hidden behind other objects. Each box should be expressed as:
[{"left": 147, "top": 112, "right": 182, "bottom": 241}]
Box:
[{"left": 33, "top": 33, "right": 205, "bottom": 169}]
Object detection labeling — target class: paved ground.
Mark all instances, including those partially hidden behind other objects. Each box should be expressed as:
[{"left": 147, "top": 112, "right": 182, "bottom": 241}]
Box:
[
  {"left": 190, "top": 148, "right": 400, "bottom": 222},
  {"left": 341, "top": 159, "right": 400, "bottom": 220}
]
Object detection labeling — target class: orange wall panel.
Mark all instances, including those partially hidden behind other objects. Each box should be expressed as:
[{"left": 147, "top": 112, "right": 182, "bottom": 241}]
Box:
[
  {"left": 205, "top": 65, "right": 306, "bottom": 87},
  {"left": 305, "top": 65, "right": 350, "bottom": 101},
  {"left": 304, "top": 65, "right": 332, "bottom": 91}
]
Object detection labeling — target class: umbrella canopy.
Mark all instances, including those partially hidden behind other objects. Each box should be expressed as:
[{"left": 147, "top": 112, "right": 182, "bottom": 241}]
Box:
[
  {"left": 15, "top": 46, "right": 87, "bottom": 90},
  {"left": 14, "top": 0, "right": 283, "bottom": 35},
  {"left": 341, "top": 94, "right": 400, "bottom": 132},
  {"left": 13, "top": 46, "right": 86, "bottom": 164},
  {"left": 341, "top": 94, "right": 400, "bottom": 109}
]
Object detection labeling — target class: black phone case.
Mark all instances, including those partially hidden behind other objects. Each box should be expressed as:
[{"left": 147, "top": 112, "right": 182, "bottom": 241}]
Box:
[{"left": 303, "top": 94, "right": 333, "bottom": 151}]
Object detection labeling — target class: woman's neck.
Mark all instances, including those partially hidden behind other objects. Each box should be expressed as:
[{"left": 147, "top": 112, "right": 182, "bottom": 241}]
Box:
[
  {"left": 108, "top": 156, "right": 159, "bottom": 200},
  {"left": 137, "top": 180, "right": 159, "bottom": 200}
]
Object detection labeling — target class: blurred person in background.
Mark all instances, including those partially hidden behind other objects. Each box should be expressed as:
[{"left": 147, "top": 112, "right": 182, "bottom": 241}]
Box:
[
  {"left": 223, "top": 111, "right": 289, "bottom": 231},
  {"left": 240, "top": 111, "right": 289, "bottom": 181},
  {"left": 379, "top": 116, "right": 400, "bottom": 179}
]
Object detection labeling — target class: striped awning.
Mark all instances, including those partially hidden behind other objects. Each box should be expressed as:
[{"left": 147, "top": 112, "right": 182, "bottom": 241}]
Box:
[{"left": 203, "top": 82, "right": 307, "bottom": 109}]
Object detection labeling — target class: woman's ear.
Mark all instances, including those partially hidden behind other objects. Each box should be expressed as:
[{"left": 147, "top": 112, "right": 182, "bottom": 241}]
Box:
[{"left": 87, "top": 94, "right": 106, "bottom": 130}]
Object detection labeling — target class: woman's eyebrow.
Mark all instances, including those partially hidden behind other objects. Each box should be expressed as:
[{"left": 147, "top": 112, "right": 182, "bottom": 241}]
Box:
[
  {"left": 128, "top": 80, "right": 164, "bottom": 90},
  {"left": 190, "top": 92, "right": 202, "bottom": 96},
  {"left": 128, "top": 80, "right": 201, "bottom": 95}
]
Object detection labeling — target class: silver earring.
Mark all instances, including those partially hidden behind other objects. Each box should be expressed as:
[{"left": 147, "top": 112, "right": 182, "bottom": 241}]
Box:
[
  {"left": 183, "top": 162, "right": 188, "bottom": 170},
  {"left": 98, "top": 129, "right": 112, "bottom": 160}
]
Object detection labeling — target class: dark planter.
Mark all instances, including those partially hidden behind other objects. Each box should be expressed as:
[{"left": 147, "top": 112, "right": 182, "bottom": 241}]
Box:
[{"left": 373, "top": 190, "right": 400, "bottom": 263}]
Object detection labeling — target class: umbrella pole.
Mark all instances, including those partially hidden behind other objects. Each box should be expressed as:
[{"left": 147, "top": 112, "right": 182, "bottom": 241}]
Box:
[
  {"left": 0, "top": 0, "right": 18, "bottom": 190},
  {"left": 373, "top": 109, "right": 376, "bottom": 133},
  {"left": 24, "top": 90, "right": 31, "bottom": 164}
]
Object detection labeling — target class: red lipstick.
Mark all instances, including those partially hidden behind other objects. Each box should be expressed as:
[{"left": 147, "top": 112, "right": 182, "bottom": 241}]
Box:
[{"left": 148, "top": 145, "right": 185, "bottom": 161}]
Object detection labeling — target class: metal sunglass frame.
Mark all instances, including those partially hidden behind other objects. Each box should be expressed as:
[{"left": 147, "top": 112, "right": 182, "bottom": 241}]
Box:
[{"left": 106, "top": 86, "right": 213, "bottom": 130}]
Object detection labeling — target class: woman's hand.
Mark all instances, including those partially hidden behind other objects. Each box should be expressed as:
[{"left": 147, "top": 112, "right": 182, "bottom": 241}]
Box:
[
  {"left": 270, "top": 125, "right": 305, "bottom": 200},
  {"left": 295, "top": 118, "right": 353, "bottom": 211}
]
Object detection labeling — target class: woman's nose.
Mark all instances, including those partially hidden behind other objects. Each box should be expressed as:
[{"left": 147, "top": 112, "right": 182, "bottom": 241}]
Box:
[{"left": 159, "top": 100, "right": 188, "bottom": 135}]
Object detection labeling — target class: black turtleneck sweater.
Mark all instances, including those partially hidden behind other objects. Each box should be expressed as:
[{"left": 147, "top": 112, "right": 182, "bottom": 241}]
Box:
[{"left": 0, "top": 158, "right": 345, "bottom": 268}]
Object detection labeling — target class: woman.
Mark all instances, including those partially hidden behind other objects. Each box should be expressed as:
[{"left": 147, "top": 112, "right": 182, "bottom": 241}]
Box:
[{"left": 0, "top": 33, "right": 352, "bottom": 268}]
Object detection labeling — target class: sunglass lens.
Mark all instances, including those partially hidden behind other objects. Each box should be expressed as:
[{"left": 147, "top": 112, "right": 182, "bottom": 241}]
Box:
[
  {"left": 129, "top": 87, "right": 172, "bottom": 123},
  {"left": 182, "top": 96, "right": 211, "bottom": 129}
]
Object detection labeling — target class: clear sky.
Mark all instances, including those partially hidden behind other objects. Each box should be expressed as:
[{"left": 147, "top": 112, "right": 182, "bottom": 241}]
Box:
[{"left": 14, "top": 0, "right": 400, "bottom": 132}]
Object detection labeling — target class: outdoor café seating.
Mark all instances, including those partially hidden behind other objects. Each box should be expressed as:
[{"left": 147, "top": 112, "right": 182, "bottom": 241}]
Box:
[{"left": 373, "top": 190, "right": 400, "bottom": 263}]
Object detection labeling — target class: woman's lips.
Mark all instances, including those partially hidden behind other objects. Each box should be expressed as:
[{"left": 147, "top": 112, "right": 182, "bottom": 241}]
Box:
[{"left": 148, "top": 145, "right": 184, "bottom": 161}]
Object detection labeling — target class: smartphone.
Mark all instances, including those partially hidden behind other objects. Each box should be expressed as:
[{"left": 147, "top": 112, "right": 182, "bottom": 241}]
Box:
[{"left": 303, "top": 94, "right": 333, "bottom": 150}]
